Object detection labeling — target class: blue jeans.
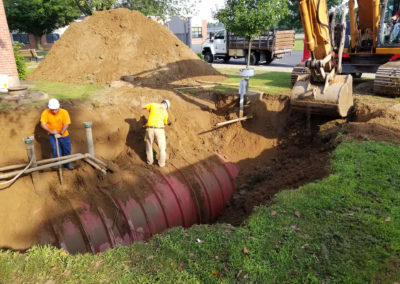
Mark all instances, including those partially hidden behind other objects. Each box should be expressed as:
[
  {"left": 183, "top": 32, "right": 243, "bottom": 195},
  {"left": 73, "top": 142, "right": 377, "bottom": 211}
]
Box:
[
  {"left": 49, "top": 135, "right": 71, "bottom": 167},
  {"left": 390, "top": 23, "right": 400, "bottom": 42}
]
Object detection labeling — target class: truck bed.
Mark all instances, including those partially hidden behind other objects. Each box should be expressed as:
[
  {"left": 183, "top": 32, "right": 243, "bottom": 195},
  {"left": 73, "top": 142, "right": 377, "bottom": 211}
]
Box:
[{"left": 227, "top": 30, "right": 295, "bottom": 55}]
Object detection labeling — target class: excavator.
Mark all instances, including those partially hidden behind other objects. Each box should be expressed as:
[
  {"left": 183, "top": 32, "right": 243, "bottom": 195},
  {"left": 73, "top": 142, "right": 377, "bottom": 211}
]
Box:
[{"left": 291, "top": 0, "right": 400, "bottom": 117}]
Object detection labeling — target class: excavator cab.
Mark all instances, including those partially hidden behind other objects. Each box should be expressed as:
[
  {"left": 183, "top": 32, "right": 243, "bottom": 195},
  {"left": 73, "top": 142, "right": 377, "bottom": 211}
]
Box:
[{"left": 378, "top": 0, "right": 400, "bottom": 46}]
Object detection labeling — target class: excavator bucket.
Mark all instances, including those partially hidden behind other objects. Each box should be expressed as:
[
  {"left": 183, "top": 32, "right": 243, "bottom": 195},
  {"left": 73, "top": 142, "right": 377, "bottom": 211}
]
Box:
[{"left": 291, "top": 74, "right": 353, "bottom": 118}]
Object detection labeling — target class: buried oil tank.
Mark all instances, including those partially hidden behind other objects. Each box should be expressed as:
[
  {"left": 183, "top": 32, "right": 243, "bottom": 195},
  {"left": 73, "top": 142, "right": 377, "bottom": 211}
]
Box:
[{"left": 0, "top": 152, "right": 239, "bottom": 254}]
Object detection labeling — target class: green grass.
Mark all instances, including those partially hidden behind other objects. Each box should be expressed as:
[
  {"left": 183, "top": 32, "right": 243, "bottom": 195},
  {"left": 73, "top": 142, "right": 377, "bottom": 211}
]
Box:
[
  {"left": 0, "top": 141, "right": 399, "bottom": 283},
  {"left": 31, "top": 81, "right": 104, "bottom": 100},
  {"left": 36, "top": 49, "right": 49, "bottom": 57},
  {"left": 215, "top": 68, "right": 292, "bottom": 94},
  {"left": 294, "top": 39, "right": 304, "bottom": 51}
]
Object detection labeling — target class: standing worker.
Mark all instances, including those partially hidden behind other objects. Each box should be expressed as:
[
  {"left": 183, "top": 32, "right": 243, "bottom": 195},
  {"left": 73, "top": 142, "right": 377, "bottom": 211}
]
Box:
[
  {"left": 143, "top": 99, "right": 171, "bottom": 167},
  {"left": 40, "top": 98, "right": 74, "bottom": 170}
]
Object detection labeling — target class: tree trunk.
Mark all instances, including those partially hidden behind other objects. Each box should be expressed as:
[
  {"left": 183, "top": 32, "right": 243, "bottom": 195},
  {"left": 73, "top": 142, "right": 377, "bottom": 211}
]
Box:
[
  {"left": 34, "top": 34, "right": 42, "bottom": 50},
  {"left": 246, "top": 37, "right": 252, "bottom": 69}
]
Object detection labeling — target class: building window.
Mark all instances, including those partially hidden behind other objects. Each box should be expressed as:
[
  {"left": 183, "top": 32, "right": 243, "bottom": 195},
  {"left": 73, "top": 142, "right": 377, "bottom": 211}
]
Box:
[
  {"left": 46, "top": 33, "right": 60, "bottom": 43},
  {"left": 12, "top": 34, "right": 30, "bottom": 44},
  {"left": 192, "top": 27, "right": 202, "bottom": 38}
]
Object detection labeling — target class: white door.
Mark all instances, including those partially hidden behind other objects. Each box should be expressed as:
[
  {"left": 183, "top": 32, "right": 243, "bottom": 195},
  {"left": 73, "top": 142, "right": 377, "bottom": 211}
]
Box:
[{"left": 213, "top": 31, "right": 226, "bottom": 54}]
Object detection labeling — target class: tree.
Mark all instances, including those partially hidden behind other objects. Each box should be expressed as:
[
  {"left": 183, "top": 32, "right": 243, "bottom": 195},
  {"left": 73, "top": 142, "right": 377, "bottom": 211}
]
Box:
[
  {"left": 13, "top": 42, "right": 26, "bottom": 80},
  {"left": 119, "top": 0, "right": 195, "bottom": 21},
  {"left": 279, "top": 0, "right": 340, "bottom": 30},
  {"left": 4, "top": 0, "right": 81, "bottom": 49},
  {"left": 75, "top": 0, "right": 116, "bottom": 15},
  {"left": 217, "top": 0, "right": 288, "bottom": 68}
]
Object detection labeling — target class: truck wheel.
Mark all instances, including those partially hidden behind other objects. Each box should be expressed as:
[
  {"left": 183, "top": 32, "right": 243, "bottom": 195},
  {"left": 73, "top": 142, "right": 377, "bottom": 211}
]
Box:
[
  {"left": 265, "top": 51, "right": 274, "bottom": 64},
  {"left": 245, "top": 53, "right": 258, "bottom": 65},
  {"left": 223, "top": 55, "right": 230, "bottom": 63},
  {"left": 204, "top": 52, "right": 214, "bottom": 63}
]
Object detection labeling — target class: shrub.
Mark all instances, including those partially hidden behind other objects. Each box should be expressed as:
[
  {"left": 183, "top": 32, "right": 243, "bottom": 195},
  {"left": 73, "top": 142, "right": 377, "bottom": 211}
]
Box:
[
  {"left": 13, "top": 42, "right": 27, "bottom": 80},
  {"left": 197, "top": 52, "right": 204, "bottom": 60}
]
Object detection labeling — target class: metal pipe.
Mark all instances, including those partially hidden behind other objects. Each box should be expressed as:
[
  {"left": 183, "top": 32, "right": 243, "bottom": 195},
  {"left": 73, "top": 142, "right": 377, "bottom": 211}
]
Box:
[
  {"left": 83, "top": 122, "right": 95, "bottom": 157},
  {"left": 0, "top": 154, "right": 82, "bottom": 172},
  {"left": 55, "top": 137, "right": 63, "bottom": 184},
  {"left": 84, "top": 158, "right": 107, "bottom": 175},
  {"left": 23, "top": 136, "right": 36, "bottom": 168},
  {"left": 0, "top": 154, "right": 87, "bottom": 180},
  {"left": 88, "top": 155, "right": 109, "bottom": 169}
]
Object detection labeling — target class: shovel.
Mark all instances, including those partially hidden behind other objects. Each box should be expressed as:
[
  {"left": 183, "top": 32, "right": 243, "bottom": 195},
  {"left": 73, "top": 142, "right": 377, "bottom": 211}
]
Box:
[{"left": 55, "top": 136, "right": 63, "bottom": 184}]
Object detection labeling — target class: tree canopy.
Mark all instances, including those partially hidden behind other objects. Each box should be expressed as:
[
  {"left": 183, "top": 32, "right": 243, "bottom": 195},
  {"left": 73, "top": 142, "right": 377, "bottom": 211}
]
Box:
[
  {"left": 216, "top": 0, "right": 288, "bottom": 68},
  {"left": 4, "top": 0, "right": 81, "bottom": 48},
  {"left": 279, "top": 0, "right": 340, "bottom": 30},
  {"left": 119, "top": 0, "right": 195, "bottom": 20},
  {"left": 216, "top": 0, "right": 288, "bottom": 38},
  {"left": 75, "top": 0, "right": 116, "bottom": 15}
]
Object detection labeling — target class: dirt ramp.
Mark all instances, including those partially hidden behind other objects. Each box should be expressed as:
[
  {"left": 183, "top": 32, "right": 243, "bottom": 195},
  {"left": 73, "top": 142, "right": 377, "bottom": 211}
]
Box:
[{"left": 29, "top": 9, "right": 223, "bottom": 86}]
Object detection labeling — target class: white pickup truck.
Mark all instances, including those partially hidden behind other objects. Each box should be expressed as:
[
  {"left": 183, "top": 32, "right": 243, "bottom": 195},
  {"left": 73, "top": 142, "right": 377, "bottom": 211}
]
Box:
[{"left": 201, "top": 29, "right": 295, "bottom": 65}]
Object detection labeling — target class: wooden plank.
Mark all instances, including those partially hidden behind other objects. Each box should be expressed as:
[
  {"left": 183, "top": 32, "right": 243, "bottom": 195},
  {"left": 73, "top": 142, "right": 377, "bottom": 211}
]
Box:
[{"left": 216, "top": 116, "right": 253, "bottom": 127}]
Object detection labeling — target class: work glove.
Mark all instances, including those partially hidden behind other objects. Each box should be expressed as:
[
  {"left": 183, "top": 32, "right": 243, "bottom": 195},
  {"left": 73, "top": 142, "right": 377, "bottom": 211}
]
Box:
[{"left": 55, "top": 134, "right": 61, "bottom": 139}]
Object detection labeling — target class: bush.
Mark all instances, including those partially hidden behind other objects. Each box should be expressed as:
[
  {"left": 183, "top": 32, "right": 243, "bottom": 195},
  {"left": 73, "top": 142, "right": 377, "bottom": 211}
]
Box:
[
  {"left": 197, "top": 53, "right": 204, "bottom": 60},
  {"left": 13, "top": 42, "right": 27, "bottom": 80}
]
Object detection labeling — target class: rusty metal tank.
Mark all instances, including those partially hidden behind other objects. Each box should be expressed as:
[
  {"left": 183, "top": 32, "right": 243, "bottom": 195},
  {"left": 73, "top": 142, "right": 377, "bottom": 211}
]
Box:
[{"left": 32, "top": 154, "right": 239, "bottom": 254}]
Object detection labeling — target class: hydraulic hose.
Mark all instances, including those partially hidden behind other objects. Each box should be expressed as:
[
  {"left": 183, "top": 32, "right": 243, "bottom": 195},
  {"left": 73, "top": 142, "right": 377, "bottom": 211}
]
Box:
[{"left": 0, "top": 156, "right": 34, "bottom": 189}]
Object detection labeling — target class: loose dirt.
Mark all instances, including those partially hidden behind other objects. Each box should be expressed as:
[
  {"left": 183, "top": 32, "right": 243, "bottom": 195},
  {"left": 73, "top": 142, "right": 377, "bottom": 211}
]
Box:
[{"left": 2, "top": 84, "right": 400, "bottom": 248}]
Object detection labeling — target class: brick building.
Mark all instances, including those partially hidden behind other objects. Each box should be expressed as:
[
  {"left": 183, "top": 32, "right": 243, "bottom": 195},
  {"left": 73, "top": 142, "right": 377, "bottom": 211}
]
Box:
[{"left": 0, "top": 0, "right": 19, "bottom": 88}]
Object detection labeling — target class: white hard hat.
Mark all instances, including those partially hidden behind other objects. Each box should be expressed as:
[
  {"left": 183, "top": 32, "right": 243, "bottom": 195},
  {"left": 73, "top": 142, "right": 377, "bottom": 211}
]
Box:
[
  {"left": 161, "top": 99, "right": 170, "bottom": 110},
  {"left": 48, "top": 98, "right": 60, "bottom": 109}
]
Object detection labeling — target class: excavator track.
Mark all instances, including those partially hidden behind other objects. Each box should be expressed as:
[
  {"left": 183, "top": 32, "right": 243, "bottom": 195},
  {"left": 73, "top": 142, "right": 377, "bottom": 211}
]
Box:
[
  {"left": 374, "top": 61, "right": 400, "bottom": 97},
  {"left": 291, "top": 64, "right": 311, "bottom": 86}
]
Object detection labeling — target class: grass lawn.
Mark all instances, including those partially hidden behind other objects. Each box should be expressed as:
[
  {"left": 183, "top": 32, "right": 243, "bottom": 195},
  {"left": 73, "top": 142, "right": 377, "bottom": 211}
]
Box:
[
  {"left": 294, "top": 39, "right": 304, "bottom": 51},
  {"left": 36, "top": 49, "right": 49, "bottom": 57},
  {"left": 30, "top": 81, "right": 104, "bottom": 100},
  {"left": 0, "top": 141, "right": 399, "bottom": 283},
  {"left": 214, "top": 68, "right": 292, "bottom": 95}
]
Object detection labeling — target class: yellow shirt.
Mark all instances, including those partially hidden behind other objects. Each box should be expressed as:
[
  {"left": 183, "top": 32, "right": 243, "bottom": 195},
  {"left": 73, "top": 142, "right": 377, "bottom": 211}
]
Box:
[
  {"left": 146, "top": 103, "right": 168, "bottom": 128},
  {"left": 40, "top": 108, "right": 71, "bottom": 137}
]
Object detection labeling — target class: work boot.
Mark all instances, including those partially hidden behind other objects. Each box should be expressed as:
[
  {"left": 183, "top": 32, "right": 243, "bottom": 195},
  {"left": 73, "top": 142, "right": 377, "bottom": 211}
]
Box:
[
  {"left": 65, "top": 164, "right": 74, "bottom": 170},
  {"left": 52, "top": 165, "right": 60, "bottom": 170}
]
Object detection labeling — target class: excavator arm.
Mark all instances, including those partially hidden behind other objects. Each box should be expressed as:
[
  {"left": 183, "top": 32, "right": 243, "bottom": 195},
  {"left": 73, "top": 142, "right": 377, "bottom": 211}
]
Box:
[{"left": 291, "top": 0, "right": 354, "bottom": 117}]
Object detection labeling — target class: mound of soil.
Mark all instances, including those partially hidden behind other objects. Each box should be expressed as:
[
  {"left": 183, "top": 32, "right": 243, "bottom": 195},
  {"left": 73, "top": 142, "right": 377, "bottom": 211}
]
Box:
[{"left": 28, "top": 9, "right": 224, "bottom": 86}]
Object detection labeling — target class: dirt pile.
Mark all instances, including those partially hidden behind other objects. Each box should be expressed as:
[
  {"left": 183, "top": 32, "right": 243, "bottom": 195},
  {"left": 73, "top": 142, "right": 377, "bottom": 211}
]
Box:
[{"left": 28, "top": 9, "right": 223, "bottom": 86}]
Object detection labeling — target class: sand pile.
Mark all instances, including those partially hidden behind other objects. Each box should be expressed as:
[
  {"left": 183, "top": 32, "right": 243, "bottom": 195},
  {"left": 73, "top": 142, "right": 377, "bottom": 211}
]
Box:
[{"left": 29, "top": 9, "right": 222, "bottom": 86}]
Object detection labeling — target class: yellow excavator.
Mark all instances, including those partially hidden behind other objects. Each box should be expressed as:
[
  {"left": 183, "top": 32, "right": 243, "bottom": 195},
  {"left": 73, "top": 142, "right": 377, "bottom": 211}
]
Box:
[{"left": 291, "top": 0, "right": 400, "bottom": 117}]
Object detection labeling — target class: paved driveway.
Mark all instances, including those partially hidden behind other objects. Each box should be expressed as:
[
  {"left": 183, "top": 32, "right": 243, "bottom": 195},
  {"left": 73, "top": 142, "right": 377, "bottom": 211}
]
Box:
[
  {"left": 211, "top": 50, "right": 375, "bottom": 78},
  {"left": 211, "top": 50, "right": 303, "bottom": 72}
]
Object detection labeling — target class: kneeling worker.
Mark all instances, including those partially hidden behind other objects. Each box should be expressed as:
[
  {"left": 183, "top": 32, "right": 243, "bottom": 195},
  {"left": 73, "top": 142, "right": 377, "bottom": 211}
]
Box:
[
  {"left": 143, "top": 99, "right": 171, "bottom": 167},
  {"left": 40, "top": 98, "right": 74, "bottom": 170}
]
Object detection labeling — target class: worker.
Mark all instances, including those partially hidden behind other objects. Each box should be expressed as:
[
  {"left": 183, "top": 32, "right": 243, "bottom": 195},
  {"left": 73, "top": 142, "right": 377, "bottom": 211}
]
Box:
[
  {"left": 390, "top": 10, "right": 400, "bottom": 43},
  {"left": 143, "top": 99, "right": 170, "bottom": 167},
  {"left": 40, "top": 98, "right": 74, "bottom": 170}
]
